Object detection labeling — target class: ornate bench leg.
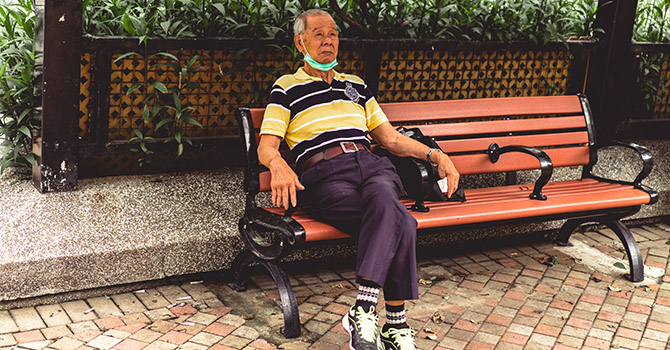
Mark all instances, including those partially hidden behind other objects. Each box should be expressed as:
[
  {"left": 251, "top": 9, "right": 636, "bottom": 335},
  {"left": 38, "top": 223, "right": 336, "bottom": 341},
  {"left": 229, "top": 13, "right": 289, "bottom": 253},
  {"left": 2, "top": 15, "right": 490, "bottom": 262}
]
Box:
[
  {"left": 227, "top": 250, "right": 255, "bottom": 292},
  {"left": 601, "top": 217, "right": 644, "bottom": 283},
  {"left": 556, "top": 217, "right": 644, "bottom": 283},
  {"left": 257, "top": 259, "right": 301, "bottom": 338},
  {"left": 556, "top": 218, "right": 588, "bottom": 246},
  {"left": 226, "top": 250, "right": 301, "bottom": 338}
]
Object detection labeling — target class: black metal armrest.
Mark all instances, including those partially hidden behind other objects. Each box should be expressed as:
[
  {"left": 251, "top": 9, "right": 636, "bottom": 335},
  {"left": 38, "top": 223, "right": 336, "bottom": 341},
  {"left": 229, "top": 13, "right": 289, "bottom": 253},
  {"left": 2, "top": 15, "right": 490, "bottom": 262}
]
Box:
[
  {"left": 487, "top": 143, "right": 554, "bottom": 200},
  {"left": 238, "top": 203, "right": 306, "bottom": 261},
  {"left": 583, "top": 141, "right": 653, "bottom": 190}
]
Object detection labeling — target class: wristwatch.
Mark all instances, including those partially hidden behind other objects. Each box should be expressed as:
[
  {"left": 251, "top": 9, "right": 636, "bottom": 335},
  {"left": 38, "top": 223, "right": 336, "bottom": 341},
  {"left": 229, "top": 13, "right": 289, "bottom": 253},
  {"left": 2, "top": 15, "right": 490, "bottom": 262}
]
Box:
[{"left": 426, "top": 148, "right": 444, "bottom": 166}]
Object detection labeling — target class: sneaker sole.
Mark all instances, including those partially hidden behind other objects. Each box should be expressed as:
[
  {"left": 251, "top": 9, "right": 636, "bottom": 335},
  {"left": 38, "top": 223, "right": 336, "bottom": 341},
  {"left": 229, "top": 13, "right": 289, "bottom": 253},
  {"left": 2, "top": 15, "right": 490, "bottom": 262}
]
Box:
[{"left": 342, "top": 313, "right": 355, "bottom": 350}]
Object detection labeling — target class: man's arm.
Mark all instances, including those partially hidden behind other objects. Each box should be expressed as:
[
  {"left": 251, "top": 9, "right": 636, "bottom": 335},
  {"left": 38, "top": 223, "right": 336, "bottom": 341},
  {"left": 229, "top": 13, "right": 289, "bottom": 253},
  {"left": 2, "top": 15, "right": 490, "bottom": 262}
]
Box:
[
  {"left": 369, "top": 122, "right": 460, "bottom": 197},
  {"left": 257, "top": 134, "right": 304, "bottom": 209}
]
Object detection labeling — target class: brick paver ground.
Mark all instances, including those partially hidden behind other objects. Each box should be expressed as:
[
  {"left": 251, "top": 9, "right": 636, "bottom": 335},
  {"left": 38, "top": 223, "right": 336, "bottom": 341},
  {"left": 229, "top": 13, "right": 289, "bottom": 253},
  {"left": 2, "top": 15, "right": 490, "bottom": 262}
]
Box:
[{"left": 1, "top": 223, "right": 669, "bottom": 350}]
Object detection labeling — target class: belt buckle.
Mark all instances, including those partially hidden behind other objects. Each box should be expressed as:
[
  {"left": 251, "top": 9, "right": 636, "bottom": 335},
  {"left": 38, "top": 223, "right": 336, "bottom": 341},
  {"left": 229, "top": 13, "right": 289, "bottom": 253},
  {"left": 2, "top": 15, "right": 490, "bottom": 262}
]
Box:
[{"left": 340, "top": 141, "right": 359, "bottom": 153}]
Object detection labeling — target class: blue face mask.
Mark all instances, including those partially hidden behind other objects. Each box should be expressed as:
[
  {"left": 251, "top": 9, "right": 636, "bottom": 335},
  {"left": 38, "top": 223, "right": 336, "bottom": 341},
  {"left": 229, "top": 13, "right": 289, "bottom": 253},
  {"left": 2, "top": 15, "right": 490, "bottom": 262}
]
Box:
[{"left": 300, "top": 35, "right": 338, "bottom": 72}]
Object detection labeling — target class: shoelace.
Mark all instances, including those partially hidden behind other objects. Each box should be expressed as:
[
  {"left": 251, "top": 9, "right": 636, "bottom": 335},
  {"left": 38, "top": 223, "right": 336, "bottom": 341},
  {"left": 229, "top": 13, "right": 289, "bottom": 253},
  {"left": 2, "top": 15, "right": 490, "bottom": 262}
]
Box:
[
  {"left": 387, "top": 327, "right": 416, "bottom": 349},
  {"left": 354, "top": 306, "right": 379, "bottom": 343}
]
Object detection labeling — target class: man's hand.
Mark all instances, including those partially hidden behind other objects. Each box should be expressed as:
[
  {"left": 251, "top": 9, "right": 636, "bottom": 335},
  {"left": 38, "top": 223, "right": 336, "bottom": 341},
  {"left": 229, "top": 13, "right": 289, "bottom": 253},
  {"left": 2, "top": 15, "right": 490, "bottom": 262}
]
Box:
[
  {"left": 432, "top": 151, "right": 460, "bottom": 198},
  {"left": 258, "top": 134, "right": 304, "bottom": 209},
  {"left": 267, "top": 156, "right": 304, "bottom": 209}
]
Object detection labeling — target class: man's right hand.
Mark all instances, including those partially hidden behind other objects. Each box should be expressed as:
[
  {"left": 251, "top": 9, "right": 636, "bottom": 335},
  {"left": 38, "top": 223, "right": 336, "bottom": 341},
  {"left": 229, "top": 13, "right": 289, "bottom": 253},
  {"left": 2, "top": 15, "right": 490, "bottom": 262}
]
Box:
[
  {"left": 267, "top": 156, "right": 304, "bottom": 209},
  {"left": 258, "top": 134, "right": 304, "bottom": 210}
]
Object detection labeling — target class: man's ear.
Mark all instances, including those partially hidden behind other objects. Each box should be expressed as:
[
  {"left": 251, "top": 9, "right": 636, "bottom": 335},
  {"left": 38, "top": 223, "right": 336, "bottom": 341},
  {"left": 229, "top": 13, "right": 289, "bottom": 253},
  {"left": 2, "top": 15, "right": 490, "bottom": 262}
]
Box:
[{"left": 294, "top": 34, "right": 303, "bottom": 54}]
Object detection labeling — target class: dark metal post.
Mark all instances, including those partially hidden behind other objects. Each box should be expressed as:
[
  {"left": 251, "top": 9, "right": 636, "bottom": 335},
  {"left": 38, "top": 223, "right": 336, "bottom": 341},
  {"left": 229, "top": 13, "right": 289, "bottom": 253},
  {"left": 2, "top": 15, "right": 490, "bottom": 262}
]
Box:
[
  {"left": 32, "top": 0, "right": 82, "bottom": 192},
  {"left": 364, "top": 41, "right": 383, "bottom": 96},
  {"left": 585, "top": 0, "right": 638, "bottom": 141}
]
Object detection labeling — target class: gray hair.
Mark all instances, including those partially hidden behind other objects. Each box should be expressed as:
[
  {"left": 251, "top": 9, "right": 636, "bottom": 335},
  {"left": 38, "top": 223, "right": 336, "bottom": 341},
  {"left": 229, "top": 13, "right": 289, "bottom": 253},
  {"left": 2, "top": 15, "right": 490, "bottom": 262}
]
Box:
[{"left": 293, "top": 9, "right": 331, "bottom": 35}]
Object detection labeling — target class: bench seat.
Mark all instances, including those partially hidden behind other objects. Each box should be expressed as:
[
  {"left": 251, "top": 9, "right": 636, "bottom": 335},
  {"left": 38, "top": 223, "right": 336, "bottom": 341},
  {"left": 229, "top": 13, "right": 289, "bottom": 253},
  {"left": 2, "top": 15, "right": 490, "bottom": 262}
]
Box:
[{"left": 267, "top": 179, "right": 653, "bottom": 242}]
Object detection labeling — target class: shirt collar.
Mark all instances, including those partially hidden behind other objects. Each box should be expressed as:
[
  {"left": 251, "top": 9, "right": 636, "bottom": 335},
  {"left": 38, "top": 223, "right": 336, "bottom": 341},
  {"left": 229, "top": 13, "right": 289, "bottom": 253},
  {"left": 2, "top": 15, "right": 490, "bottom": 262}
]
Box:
[{"left": 294, "top": 67, "right": 346, "bottom": 82}]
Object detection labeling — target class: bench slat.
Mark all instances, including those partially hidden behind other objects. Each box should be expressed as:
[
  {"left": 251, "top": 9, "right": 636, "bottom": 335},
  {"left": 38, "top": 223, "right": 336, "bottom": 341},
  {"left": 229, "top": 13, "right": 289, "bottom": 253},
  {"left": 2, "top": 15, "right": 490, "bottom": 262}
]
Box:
[
  {"left": 406, "top": 115, "right": 588, "bottom": 138},
  {"left": 379, "top": 95, "right": 584, "bottom": 122},
  {"left": 437, "top": 132, "right": 589, "bottom": 153},
  {"left": 249, "top": 97, "right": 585, "bottom": 131},
  {"left": 451, "top": 147, "right": 590, "bottom": 175}
]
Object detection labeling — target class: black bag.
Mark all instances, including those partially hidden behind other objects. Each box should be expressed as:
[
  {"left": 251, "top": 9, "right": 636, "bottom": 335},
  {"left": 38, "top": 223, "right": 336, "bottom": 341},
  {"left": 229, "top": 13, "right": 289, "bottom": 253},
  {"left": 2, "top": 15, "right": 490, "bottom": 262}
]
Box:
[{"left": 373, "top": 126, "right": 465, "bottom": 212}]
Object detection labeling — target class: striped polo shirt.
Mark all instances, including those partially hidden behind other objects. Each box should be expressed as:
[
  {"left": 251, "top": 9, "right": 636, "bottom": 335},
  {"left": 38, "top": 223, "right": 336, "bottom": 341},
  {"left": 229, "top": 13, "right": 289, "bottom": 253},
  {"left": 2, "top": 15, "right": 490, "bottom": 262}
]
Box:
[{"left": 260, "top": 67, "right": 388, "bottom": 165}]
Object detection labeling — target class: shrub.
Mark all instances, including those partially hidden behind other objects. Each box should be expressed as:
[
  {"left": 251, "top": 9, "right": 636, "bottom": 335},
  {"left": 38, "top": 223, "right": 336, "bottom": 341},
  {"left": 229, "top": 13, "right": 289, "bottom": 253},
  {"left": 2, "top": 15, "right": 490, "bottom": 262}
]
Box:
[
  {"left": 0, "top": 0, "right": 35, "bottom": 174},
  {"left": 82, "top": 0, "right": 601, "bottom": 42}
]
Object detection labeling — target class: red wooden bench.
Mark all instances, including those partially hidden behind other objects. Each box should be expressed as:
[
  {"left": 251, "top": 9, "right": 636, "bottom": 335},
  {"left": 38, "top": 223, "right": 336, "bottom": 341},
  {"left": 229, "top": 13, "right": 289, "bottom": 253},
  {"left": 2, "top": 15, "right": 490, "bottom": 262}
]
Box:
[{"left": 229, "top": 94, "right": 657, "bottom": 338}]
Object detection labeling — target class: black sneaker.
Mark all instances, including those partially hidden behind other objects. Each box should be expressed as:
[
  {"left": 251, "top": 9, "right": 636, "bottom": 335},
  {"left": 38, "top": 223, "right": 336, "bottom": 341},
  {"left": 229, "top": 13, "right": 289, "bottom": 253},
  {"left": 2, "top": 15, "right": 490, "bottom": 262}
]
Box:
[
  {"left": 380, "top": 326, "right": 416, "bottom": 350},
  {"left": 342, "top": 305, "right": 381, "bottom": 350}
]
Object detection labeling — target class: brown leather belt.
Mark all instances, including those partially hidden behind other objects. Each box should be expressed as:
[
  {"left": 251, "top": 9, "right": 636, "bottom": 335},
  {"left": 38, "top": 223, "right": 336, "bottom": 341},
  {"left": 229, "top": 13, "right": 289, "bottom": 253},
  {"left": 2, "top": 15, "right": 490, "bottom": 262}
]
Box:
[{"left": 302, "top": 141, "right": 369, "bottom": 170}]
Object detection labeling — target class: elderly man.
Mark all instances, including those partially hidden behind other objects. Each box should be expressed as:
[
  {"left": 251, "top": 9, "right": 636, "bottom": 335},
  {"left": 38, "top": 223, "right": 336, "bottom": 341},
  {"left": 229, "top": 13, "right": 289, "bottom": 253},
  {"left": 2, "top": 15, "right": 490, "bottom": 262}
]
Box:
[{"left": 257, "top": 9, "right": 459, "bottom": 350}]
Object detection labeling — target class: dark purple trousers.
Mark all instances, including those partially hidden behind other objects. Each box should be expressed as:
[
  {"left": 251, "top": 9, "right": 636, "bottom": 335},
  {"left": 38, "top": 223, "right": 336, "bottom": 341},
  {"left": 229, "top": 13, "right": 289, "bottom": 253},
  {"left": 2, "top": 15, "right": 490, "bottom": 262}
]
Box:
[{"left": 299, "top": 150, "right": 419, "bottom": 301}]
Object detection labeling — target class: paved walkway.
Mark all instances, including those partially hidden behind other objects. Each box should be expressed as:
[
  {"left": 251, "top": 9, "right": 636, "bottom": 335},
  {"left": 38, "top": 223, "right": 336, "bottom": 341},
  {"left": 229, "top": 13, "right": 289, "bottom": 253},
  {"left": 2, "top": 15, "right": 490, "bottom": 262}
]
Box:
[{"left": 1, "top": 223, "right": 669, "bottom": 350}]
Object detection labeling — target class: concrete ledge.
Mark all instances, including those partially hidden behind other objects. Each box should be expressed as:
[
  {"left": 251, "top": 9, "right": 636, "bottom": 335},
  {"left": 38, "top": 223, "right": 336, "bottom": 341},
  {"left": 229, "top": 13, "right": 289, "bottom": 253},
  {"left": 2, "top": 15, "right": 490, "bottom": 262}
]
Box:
[
  {"left": 0, "top": 138, "right": 668, "bottom": 302},
  {"left": 0, "top": 169, "right": 246, "bottom": 301}
]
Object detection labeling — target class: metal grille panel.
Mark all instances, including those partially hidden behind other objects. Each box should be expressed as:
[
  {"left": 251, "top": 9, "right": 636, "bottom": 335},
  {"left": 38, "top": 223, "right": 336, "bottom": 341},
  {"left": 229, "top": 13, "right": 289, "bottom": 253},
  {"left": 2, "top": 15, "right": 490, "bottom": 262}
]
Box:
[{"left": 377, "top": 49, "right": 570, "bottom": 102}]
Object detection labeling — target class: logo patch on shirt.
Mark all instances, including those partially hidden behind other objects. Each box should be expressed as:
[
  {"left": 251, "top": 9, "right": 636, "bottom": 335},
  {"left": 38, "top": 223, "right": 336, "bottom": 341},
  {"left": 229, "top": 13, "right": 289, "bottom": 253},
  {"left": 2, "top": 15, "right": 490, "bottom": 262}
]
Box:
[{"left": 344, "top": 82, "right": 361, "bottom": 104}]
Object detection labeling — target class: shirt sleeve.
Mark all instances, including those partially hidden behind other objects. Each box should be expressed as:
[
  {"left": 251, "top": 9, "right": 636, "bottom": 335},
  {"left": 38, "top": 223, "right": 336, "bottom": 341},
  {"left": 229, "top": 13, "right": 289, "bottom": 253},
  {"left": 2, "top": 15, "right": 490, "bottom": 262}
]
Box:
[
  {"left": 260, "top": 85, "right": 291, "bottom": 139},
  {"left": 364, "top": 93, "right": 389, "bottom": 131}
]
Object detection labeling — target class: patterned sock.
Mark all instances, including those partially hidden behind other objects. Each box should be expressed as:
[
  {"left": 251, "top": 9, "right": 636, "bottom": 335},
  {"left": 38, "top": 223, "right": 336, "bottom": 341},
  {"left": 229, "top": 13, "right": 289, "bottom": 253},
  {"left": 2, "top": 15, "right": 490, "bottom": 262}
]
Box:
[
  {"left": 354, "top": 279, "right": 380, "bottom": 311},
  {"left": 383, "top": 303, "right": 409, "bottom": 331}
]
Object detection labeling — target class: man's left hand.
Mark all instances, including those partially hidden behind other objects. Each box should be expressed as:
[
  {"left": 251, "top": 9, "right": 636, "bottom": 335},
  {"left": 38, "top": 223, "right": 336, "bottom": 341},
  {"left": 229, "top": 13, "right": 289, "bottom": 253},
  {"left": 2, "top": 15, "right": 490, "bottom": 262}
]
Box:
[{"left": 433, "top": 151, "right": 460, "bottom": 198}]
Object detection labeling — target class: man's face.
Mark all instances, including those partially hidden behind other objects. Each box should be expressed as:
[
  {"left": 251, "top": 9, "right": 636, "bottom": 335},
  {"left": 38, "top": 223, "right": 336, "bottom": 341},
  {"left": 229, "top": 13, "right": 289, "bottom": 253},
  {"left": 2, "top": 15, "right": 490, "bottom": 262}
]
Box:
[{"left": 298, "top": 14, "right": 339, "bottom": 64}]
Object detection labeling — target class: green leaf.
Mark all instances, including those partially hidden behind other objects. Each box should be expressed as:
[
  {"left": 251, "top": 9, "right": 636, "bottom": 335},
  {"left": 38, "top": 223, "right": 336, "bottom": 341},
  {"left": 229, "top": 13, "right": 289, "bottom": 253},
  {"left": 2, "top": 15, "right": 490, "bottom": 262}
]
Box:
[
  {"left": 174, "top": 131, "right": 182, "bottom": 144},
  {"left": 665, "top": 241, "right": 670, "bottom": 245},
  {"left": 172, "top": 93, "right": 181, "bottom": 110},
  {"left": 613, "top": 262, "right": 626, "bottom": 269},
  {"left": 151, "top": 81, "right": 168, "bottom": 94},
  {"left": 182, "top": 82, "right": 202, "bottom": 90},
  {"left": 24, "top": 153, "right": 35, "bottom": 166},
  {"left": 18, "top": 126, "right": 31, "bottom": 138},
  {"left": 186, "top": 55, "right": 198, "bottom": 69},
  {"left": 177, "top": 143, "right": 184, "bottom": 157},
  {"left": 183, "top": 135, "right": 192, "bottom": 146},
  {"left": 114, "top": 52, "right": 140, "bottom": 63},
  {"left": 233, "top": 48, "right": 250, "bottom": 60},
  {"left": 185, "top": 118, "right": 202, "bottom": 128},
  {"left": 160, "top": 20, "right": 171, "bottom": 35},
  {"left": 17, "top": 109, "right": 31, "bottom": 124},
  {"left": 126, "top": 83, "right": 141, "bottom": 95},
  {"left": 142, "top": 105, "right": 150, "bottom": 122},
  {"left": 212, "top": 3, "right": 226, "bottom": 16},
  {"left": 121, "top": 13, "right": 136, "bottom": 35},
  {"left": 154, "top": 118, "right": 173, "bottom": 131},
  {"left": 152, "top": 52, "right": 179, "bottom": 62}
]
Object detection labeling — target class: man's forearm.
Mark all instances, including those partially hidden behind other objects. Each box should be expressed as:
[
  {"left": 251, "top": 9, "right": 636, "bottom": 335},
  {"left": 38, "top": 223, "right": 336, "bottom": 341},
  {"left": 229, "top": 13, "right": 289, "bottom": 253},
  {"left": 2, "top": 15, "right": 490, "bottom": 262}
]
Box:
[{"left": 258, "top": 145, "right": 283, "bottom": 169}]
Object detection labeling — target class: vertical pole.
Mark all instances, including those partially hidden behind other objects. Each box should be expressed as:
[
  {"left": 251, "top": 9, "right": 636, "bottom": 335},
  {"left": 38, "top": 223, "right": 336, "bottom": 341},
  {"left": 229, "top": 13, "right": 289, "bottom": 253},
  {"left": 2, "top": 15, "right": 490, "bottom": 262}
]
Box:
[
  {"left": 364, "top": 42, "right": 382, "bottom": 96},
  {"left": 585, "top": 0, "right": 638, "bottom": 141},
  {"left": 32, "top": 0, "right": 82, "bottom": 192}
]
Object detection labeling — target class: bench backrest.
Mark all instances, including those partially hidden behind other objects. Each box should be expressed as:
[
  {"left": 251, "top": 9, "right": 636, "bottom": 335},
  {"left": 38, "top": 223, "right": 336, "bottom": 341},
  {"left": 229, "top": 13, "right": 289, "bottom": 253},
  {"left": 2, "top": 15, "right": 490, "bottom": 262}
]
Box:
[{"left": 236, "top": 95, "right": 596, "bottom": 193}]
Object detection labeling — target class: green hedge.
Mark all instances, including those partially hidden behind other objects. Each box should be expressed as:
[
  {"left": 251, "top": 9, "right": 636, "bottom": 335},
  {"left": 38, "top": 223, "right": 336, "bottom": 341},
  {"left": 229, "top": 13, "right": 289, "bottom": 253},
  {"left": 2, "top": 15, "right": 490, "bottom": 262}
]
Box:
[{"left": 83, "top": 0, "right": 601, "bottom": 44}]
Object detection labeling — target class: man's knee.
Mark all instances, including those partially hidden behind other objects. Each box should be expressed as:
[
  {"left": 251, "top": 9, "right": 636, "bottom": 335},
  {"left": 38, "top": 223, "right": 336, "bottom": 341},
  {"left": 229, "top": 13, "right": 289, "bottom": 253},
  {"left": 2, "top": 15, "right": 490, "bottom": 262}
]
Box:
[
  {"left": 363, "top": 177, "right": 401, "bottom": 204},
  {"left": 400, "top": 211, "right": 417, "bottom": 238}
]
